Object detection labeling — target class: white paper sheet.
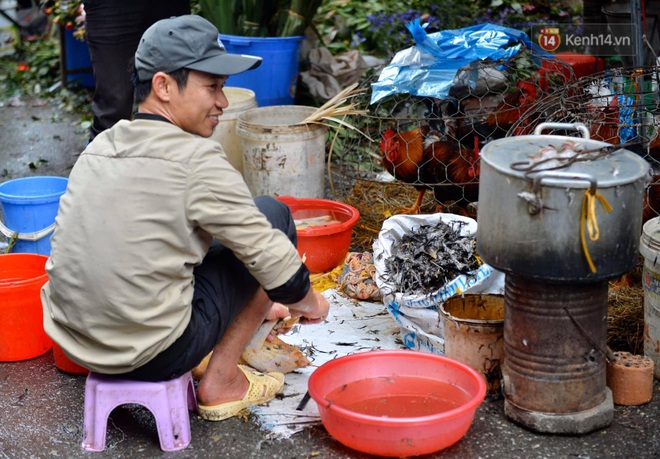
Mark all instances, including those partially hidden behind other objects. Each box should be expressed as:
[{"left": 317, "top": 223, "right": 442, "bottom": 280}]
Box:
[{"left": 250, "top": 289, "right": 404, "bottom": 439}]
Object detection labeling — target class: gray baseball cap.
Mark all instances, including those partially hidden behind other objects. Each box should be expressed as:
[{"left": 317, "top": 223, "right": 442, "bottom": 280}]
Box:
[{"left": 135, "top": 15, "right": 262, "bottom": 81}]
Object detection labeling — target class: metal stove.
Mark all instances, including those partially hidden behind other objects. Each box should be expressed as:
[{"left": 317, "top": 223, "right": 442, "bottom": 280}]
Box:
[
  {"left": 502, "top": 275, "right": 611, "bottom": 433},
  {"left": 476, "top": 123, "right": 651, "bottom": 434}
]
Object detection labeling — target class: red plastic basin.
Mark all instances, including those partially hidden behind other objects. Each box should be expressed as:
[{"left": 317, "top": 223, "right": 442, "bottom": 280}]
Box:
[
  {"left": 276, "top": 196, "right": 360, "bottom": 274},
  {"left": 308, "top": 350, "right": 487, "bottom": 457}
]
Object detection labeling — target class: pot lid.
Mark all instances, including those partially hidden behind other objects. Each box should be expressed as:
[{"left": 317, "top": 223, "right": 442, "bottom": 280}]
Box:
[{"left": 481, "top": 123, "right": 650, "bottom": 188}]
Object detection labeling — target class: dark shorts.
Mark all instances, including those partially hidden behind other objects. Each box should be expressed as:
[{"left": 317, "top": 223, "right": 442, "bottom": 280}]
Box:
[{"left": 117, "top": 196, "right": 297, "bottom": 381}]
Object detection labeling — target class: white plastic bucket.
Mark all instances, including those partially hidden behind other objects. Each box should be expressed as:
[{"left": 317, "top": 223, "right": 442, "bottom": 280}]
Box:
[
  {"left": 236, "top": 106, "right": 327, "bottom": 198},
  {"left": 0, "top": 0, "right": 18, "bottom": 57},
  {"left": 640, "top": 217, "right": 660, "bottom": 379},
  {"left": 210, "top": 87, "right": 257, "bottom": 174}
]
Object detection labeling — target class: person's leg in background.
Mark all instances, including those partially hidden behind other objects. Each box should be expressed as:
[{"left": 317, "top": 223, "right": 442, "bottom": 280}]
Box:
[{"left": 82, "top": 0, "right": 190, "bottom": 142}]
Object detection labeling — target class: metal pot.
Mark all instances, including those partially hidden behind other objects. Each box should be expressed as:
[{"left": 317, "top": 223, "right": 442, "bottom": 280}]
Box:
[{"left": 477, "top": 123, "right": 651, "bottom": 282}]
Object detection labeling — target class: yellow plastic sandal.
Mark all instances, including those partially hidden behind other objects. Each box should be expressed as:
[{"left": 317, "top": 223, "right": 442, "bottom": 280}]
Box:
[{"left": 197, "top": 365, "right": 285, "bottom": 421}]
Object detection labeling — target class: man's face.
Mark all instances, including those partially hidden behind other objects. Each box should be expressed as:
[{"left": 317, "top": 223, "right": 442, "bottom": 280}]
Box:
[{"left": 168, "top": 71, "right": 229, "bottom": 138}]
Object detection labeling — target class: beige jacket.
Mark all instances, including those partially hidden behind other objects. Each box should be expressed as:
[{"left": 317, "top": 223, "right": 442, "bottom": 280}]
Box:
[{"left": 41, "top": 117, "right": 304, "bottom": 374}]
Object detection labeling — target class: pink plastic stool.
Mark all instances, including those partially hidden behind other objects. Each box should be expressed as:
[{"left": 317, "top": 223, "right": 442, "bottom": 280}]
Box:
[{"left": 82, "top": 371, "right": 197, "bottom": 452}]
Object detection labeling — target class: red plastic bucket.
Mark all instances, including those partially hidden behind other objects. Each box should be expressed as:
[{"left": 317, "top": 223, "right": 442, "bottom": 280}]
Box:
[
  {"left": 0, "top": 253, "right": 53, "bottom": 361},
  {"left": 52, "top": 343, "right": 89, "bottom": 375}
]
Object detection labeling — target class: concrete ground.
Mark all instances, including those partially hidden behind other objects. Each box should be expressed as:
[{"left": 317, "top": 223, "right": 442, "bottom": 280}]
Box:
[{"left": 1, "top": 98, "right": 660, "bottom": 458}]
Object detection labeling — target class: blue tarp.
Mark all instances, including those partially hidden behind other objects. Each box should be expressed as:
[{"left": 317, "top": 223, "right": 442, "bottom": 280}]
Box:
[{"left": 370, "top": 21, "right": 555, "bottom": 104}]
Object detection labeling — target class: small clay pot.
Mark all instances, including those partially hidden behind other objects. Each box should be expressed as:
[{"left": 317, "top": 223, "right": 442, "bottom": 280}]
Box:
[{"left": 606, "top": 352, "right": 654, "bottom": 406}]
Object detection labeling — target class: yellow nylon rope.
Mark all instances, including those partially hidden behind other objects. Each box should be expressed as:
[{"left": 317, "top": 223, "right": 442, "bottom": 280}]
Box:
[{"left": 580, "top": 189, "right": 613, "bottom": 273}]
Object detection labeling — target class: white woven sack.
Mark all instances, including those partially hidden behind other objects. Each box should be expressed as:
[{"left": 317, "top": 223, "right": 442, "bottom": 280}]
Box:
[{"left": 373, "top": 213, "right": 505, "bottom": 354}]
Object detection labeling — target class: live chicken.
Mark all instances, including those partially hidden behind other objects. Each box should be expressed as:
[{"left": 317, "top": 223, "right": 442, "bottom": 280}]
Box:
[
  {"left": 479, "top": 80, "right": 542, "bottom": 139},
  {"left": 379, "top": 125, "right": 480, "bottom": 215},
  {"left": 588, "top": 95, "right": 620, "bottom": 144}
]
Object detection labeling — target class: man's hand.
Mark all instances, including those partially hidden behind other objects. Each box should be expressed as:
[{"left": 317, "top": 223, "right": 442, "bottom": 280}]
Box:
[
  {"left": 265, "top": 303, "right": 293, "bottom": 342},
  {"left": 266, "top": 302, "right": 290, "bottom": 322},
  {"left": 289, "top": 290, "right": 330, "bottom": 325}
]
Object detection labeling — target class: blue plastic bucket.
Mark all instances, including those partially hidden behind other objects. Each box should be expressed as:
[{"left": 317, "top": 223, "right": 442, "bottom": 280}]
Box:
[
  {"left": 219, "top": 34, "right": 304, "bottom": 107},
  {"left": 64, "top": 29, "right": 95, "bottom": 88},
  {"left": 0, "top": 176, "right": 68, "bottom": 255}
]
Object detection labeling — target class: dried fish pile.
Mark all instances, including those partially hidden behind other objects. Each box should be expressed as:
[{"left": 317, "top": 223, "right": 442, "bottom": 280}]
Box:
[{"left": 383, "top": 220, "right": 480, "bottom": 295}]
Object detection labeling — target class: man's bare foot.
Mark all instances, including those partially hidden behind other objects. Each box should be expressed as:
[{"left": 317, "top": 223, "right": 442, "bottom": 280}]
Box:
[
  {"left": 196, "top": 365, "right": 248, "bottom": 407},
  {"left": 197, "top": 365, "right": 285, "bottom": 421}
]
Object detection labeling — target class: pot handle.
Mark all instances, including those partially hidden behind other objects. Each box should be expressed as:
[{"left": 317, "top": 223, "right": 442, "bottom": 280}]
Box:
[
  {"left": 532, "top": 171, "right": 597, "bottom": 195},
  {"left": 533, "top": 122, "right": 590, "bottom": 139},
  {"left": 521, "top": 171, "right": 597, "bottom": 215}
]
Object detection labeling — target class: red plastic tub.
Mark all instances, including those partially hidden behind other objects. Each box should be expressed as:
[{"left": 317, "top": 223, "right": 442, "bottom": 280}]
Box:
[
  {"left": 0, "top": 253, "right": 53, "bottom": 361},
  {"left": 53, "top": 343, "right": 89, "bottom": 375},
  {"left": 276, "top": 196, "right": 360, "bottom": 274},
  {"left": 308, "top": 350, "right": 487, "bottom": 457}
]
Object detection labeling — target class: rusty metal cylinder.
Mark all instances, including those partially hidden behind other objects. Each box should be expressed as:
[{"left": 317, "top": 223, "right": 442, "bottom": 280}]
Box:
[
  {"left": 502, "top": 274, "right": 613, "bottom": 433},
  {"left": 440, "top": 294, "right": 504, "bottom": 393}
]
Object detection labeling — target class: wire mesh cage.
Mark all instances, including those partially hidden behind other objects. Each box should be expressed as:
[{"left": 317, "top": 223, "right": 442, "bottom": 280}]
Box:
[
  {"left": 509, "top": 66, "right": 660, "bottom": 223},
  {"left": 512, "top": 67, "right": 660, "bottom": 149},
  {"left": 330, "top": 50, "right": 576, "bottom": 251}
]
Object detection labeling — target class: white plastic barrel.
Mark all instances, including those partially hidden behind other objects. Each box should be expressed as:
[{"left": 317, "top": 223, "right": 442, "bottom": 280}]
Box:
[
  {"left": 210, "top": 87, "right": 257, "bottom": 174},
  {"left": 640, "top": 217, "right": 660, "bottom": 379},
  {"left": 236, "top": 105, "right": 327, "bottom": 198}
]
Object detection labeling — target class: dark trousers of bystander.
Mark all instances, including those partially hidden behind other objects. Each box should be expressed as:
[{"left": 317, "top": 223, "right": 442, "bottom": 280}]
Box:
[{"left": 82, "top": 0, "right": 190, "bottom": 141}]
